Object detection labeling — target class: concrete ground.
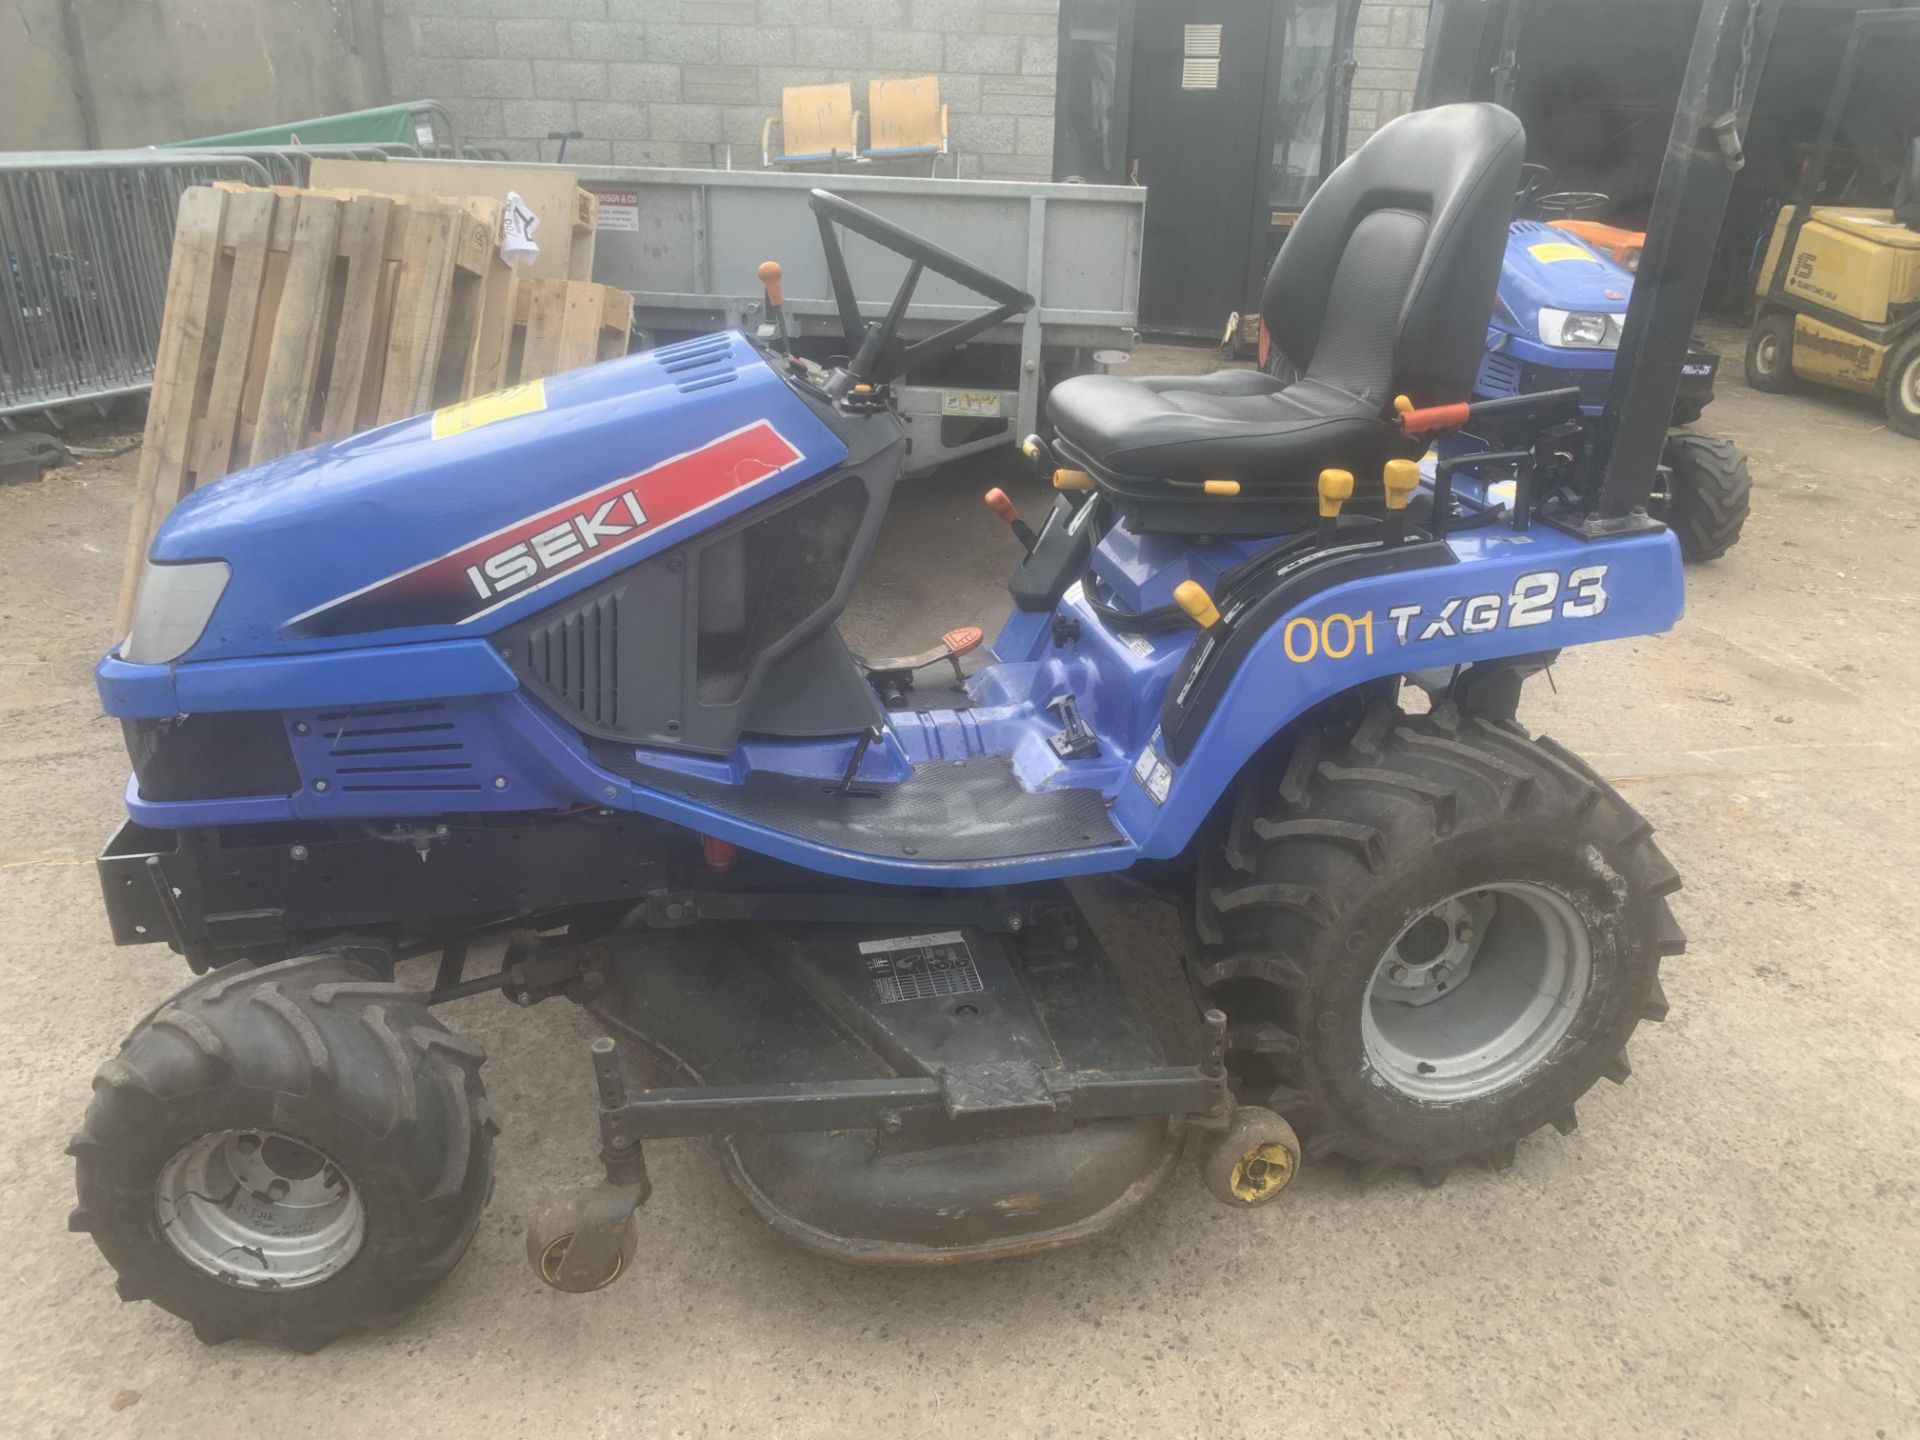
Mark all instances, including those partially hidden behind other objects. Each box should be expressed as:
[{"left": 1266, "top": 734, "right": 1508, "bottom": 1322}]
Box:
[{"left": 3, "top": 330, "right": 1917, "bottom": 1437}]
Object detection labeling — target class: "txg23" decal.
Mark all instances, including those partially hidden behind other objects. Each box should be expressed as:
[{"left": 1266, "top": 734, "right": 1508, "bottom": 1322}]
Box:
[{"left": 1280, "top": 565, "right": 1608, "bottom": 664}]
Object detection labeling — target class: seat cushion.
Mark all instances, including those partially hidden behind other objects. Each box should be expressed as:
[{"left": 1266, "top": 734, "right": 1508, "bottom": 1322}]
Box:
[{"left": 1046, "top": 369, "right": 1400, "bottom": 486}]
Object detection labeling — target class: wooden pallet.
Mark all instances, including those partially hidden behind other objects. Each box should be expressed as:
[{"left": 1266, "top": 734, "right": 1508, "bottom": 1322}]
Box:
[
  {"left": 115, "top": 185, "right": 494, "bottom": 634},
  {"left": 509, "top": 279, "right": 634, "bottom": 384},
  {"left": 306, "top": 159, "right": 600, "bottom": 281}
]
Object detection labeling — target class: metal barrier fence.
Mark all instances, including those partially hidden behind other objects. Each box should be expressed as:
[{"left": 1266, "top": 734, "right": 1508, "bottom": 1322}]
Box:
[{"left": 1, "top": 150, "right": 271, "bottom": 421}]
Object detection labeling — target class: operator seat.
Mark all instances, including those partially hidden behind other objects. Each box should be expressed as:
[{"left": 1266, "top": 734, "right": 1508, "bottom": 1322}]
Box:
[{"left": 1046, "top": 103, "right": 1525, "bottom": 534}]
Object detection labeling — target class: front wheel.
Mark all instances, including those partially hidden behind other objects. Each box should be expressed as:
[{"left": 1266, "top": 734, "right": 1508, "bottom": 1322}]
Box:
[
  {"left": 1884, "top": 333, "right": 1920, "bottom": 439},
  {"left": 68, "top": 954, "right": 495, "bottom": 1351},
  {"left": 1744, "top": 312, "right": 1797, "bottom": 393},
  {"left": 1189, "top": 699, "right": 1683, "bottom": 1185},
  {"left": 1655, "top": 433, "right": 1751, "bottom": 561}
]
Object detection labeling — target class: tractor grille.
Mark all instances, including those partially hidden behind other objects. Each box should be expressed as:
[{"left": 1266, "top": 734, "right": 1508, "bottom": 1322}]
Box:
[
  {"left": 123, "top": 712, "right": 298, "bottom": 801},
  {"left": 514, "top": 589, "right": 623, "bottom": 730},
  {"left": 291, "top": 702, "right": 486, "bottom": 795}
]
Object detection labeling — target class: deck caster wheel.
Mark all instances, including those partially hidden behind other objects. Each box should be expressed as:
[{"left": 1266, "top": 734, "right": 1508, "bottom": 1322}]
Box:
[
  {"left": 1199, "top": 1107, "right": 1301, "bottom": 1207},
  {"left": 527, "top": 1189, "right": 642, "bottom": 1292}
]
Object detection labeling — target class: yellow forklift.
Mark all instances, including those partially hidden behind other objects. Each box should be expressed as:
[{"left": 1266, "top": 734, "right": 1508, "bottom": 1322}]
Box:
[{"left": 1744, "top": 7, "right": 1920, "bottom": 437}]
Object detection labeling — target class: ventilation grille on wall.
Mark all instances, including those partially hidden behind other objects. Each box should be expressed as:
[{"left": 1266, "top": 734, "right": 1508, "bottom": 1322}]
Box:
[
  {"left": 1182, "top": 24, "right": 1223, "bottom": 90},
  {"left": 517, "top": 590, "right": 624, "bottom": 730}
]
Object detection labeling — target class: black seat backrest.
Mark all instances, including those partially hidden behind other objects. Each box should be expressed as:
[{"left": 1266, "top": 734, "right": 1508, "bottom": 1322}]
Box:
[{"left": 1261, "top": 103, "right": 1525, "bottom": 408}]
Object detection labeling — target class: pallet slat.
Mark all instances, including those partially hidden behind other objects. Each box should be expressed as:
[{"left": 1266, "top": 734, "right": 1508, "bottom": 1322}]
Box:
[
  {"left": 254, "top": 195, "right": 345, "bottom": 465},
  {"left": 116, "top": 187, "right": 228, "bottom": 636},
  {"left": 191, "top": 188, "right": 277, "bottom": 481},
  {"left": 316, "top": 195, "right": 395, "bottom": 444}
]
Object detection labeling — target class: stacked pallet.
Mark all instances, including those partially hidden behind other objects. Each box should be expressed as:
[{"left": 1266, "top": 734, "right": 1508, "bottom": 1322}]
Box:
[
  {"left": 117, "top": 182, "right": 635, "bottom": 634},
  {"left": 512, "top": 280, "right": 635, "bottom": 382}
]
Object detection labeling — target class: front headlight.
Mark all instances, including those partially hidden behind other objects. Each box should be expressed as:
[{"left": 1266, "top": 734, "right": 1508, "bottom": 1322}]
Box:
[
  {"left": 123, "top": 559, "right": 230, "bottom": 664},
  {"left": 1538, "top": 308, "right": 1620, "bottom": 349}
]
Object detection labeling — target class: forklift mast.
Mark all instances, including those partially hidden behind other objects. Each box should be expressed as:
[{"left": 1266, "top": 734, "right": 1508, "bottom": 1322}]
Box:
[{"left": 1414, "top": 0, "right": 1783, "bottom": 517}]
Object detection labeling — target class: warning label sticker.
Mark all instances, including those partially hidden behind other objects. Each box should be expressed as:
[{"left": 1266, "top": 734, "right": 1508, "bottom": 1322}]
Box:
[
  {"left": 593, "top": 187, "right": 641, "bottom": 232},
  {"left": 1131, "top": 744, "right": 1173, "bottom": 805},
  {"left": 859, "top": 931, "right": 984, "bottom": 1004}
]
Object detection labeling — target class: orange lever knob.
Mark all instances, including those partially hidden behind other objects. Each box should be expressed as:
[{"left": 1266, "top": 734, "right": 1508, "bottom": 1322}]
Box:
[
  {"left": 756, "top": 260, "right": 784, "bottom": 306},
  {"left": 983, "top": 488, "right": 1019, "bottom": 524}
]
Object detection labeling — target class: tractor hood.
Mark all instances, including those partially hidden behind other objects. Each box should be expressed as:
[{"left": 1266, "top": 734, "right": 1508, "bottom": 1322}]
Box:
[
  {"left": 1491, "top": 221, "right": 1634, "bottom": 340},
  {"left": 131, "top": 333, "right": 848, "bottom": 663}
]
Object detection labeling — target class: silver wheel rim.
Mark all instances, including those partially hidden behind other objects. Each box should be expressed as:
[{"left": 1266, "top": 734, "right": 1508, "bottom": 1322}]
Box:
[
  {"left": 1362, "top": 883, "right": 1593, "bottom": 1103},
  {"left": 1900, "top": 355, "right": 1920, "bottom": 415},
  {"left": 1754, "top": 332, "right": 1780, "bottom": 374},
  {"left": 155, "top": 1130, "right": 365, "bottom": 1289}
]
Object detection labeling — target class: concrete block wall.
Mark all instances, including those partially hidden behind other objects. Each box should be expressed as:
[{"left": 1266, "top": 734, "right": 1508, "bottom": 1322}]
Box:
[
  {"left": 1346, "top": 0, "right": 1429, "bottom": 153},
  {"left": 381, "top": 0, "right": 1061, "bottom": 180}
]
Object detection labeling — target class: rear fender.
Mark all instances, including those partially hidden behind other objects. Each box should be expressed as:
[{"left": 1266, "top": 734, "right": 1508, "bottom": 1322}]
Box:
[{"left": 1113, "top": 523, "right": 1683, "bottom": 858}]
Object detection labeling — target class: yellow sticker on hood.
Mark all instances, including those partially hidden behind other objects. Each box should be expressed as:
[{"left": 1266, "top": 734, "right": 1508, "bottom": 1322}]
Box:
[
  {"left": 1527, "top": 241, "right": 1601, "bottom": 264},
  {"left": 432, "top": 380, "right": 548, "bottom": 440}
]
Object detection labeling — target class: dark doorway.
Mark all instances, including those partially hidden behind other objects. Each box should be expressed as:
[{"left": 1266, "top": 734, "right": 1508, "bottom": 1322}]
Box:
[
  {"left": 1056, "top": 0, "right": 1358, "bottom": 337},
  {"left": 1129, "top": 1, "right": 1274, "bottom": 333}
]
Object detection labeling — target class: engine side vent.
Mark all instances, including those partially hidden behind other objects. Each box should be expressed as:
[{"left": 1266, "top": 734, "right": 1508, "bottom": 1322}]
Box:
[
  {"left": 661, "top": 338, "right": 740, "bottom": 393},
  {"left": 513, "top": 589, "right": 624, "bottom": 730},
  {"left": 1476, "top": 349, "right": 1524, "bottom": 397},
  {"left": 296, "top": 701, "right": 483, "bottom": 794}
]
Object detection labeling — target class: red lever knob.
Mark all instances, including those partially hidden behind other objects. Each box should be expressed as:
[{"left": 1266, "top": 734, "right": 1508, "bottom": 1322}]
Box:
[
  {"left": 756, "top": 260, "right": 784, "bottom": 306},
  {"left": 982, "top": 488, "right": 1036, "bottom": 554}
]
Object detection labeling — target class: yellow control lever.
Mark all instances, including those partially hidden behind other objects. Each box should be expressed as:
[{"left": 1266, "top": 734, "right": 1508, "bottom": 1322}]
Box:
[
  {"left": 1203, "top": 479, "right": 1240, "bottom": 496},
  {"left": 1382, "top": 458, "right": 1420, "bottom": 512},
  {"left": 1054, "top": 468, "right": 1094, "bottom": 491},
  {"left": 1173, "top": 580, "right": 1221, "bottom": 630},
  {"left": 1317, "top": 468, "right": 1354, "bottom": 521}
]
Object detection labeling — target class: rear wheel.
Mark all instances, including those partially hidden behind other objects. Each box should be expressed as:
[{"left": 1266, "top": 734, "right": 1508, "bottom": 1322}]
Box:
[
  {"left": 1189, "top": 698, "right": 1682, "bottom": 1184},
  {"left": 1884, "top": 333, "right": 1920, "bottom": 439},
  {"left": 1744, "top": 312, "right": 1797, "bottom": 393},
  {"left": 68, "top": 954, "right": 494, "bottom": 1351},
  {"left": 1655, "top": 433, "right": 1751, "bottom": 561}
]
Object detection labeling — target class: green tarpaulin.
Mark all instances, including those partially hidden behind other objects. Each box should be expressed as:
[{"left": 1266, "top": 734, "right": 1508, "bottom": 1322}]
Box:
[{"left": 164, "top": 103, "right": 425, "bottom": 150}]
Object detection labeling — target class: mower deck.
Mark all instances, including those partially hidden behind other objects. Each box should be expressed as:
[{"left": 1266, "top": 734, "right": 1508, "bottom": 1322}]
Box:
[{"left": 581, "top": 886, "right": 1222, "bottom": 1263}]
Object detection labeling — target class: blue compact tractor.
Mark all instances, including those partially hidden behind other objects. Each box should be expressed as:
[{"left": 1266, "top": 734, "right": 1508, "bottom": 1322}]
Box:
[
  {"left": 72, "top": 104, "right": 1704, "bottom": 1349},
  {"left": 1475, "top": 167, "right": 1753, "bottom": 560}
]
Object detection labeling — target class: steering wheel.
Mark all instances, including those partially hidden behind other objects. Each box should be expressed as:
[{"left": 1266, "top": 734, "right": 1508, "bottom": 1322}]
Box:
[
  {"left": 1534, "top": 190, "right": 1613, "bottom": 222},
  {"left": 1514, "top": 163, "right": 1553, "bottom": 217},
  {"left": 807, "top": 189, "right": 1033, "bottom": 393}
]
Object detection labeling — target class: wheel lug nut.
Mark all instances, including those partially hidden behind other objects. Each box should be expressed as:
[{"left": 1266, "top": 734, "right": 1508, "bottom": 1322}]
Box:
[
  {"left": 1433, "top": 963, "right": 1451, "bottom": 984},
  {"left": 1389, "top": 963, "right": 1411, "bottom": 984}
]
